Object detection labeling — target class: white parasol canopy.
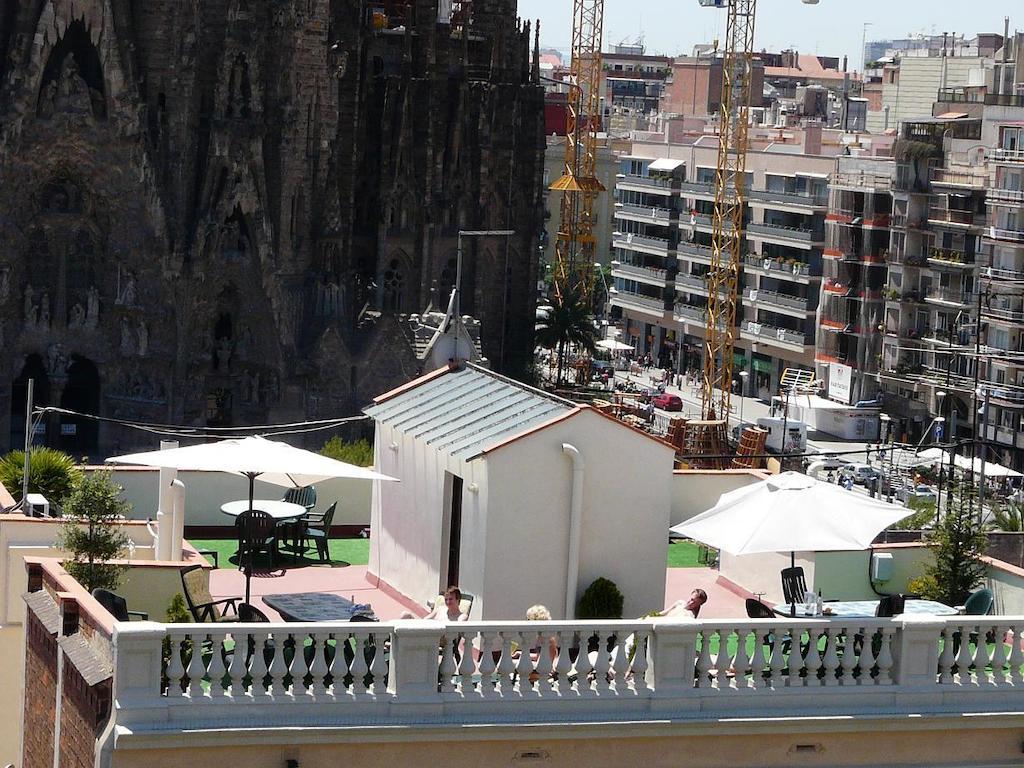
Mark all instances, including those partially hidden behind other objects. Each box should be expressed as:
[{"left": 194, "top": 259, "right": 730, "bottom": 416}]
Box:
[
  {"left": 596, "top": 338, "right": 634, "bottom": 352},
  {"left": 108, "top": 436, "right": 398, "bottom": 602},
  {"left": 670, "top": 471, "right": 910, "bottom": 555},
  {"left": 108, "top": 435, "right": 398, "bottom": 486},
  {"left": 916, "top": 448, "right": 1022, "bottom": 479}
]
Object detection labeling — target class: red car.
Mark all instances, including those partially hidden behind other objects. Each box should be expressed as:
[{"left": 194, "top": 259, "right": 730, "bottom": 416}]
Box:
[{"left": 652, "top": 393, "right": 682, "bottom": 411}]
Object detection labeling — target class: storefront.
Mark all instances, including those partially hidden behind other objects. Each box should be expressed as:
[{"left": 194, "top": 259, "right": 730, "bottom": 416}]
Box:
[{"left": 752, "top": 355, "right": 773, "bottom": 398}]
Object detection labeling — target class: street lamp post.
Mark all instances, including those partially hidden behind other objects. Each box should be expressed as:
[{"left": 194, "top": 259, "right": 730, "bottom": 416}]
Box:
[
  {"left": 879, "top": 412, "right": 892, "bottom": 502},
  {"left": 738, "top": 370, "right": 748, "bottom": 427},
  {"left": 594, "top": 261, "right": 610, "bottom": 320}
]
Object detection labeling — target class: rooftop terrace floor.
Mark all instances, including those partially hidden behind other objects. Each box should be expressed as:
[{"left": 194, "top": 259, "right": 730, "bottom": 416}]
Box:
[{"left": 209, "top": 562, "right": 753, "bottom": 621}]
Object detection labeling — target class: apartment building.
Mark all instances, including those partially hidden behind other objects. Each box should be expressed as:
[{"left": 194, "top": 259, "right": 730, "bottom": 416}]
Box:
[
  {"left": 817, "top": 155, "right": 895, "bottom": 405},
  {"left": 877, "top": 106, "right": 1024, "bottom": 468},
  {"left": 610, "top": 125, "right": 841, "bottom": 396}
]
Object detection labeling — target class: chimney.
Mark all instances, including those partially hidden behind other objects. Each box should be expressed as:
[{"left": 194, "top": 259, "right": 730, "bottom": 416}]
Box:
[
  {"left": 804, "top": 122, "right": 822, "bottom": 155},
  {"left": 842, "top": 54, "right": 848, "bottom": 73}
]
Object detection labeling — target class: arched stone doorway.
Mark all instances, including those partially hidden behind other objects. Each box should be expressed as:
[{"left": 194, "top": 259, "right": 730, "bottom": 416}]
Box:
[
  {"left": 59, "top": 356, "right": 100, "bottom": 458},
  {"left": 10, "top": 355, "right": 50, "bottom": 451}
]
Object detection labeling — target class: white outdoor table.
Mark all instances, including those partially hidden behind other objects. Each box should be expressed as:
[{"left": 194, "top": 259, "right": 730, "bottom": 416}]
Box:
[
  {"left": 220, "top": 499, "right": 307, "bottom": 520},
  {"left": 773, "top": 599, "right": 957, "bottom": 619}
]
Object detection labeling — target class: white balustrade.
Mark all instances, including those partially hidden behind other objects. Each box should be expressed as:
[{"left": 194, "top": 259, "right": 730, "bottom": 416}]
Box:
[{"left": 109, "top": 616, "right": 1024, "bottom": 730}]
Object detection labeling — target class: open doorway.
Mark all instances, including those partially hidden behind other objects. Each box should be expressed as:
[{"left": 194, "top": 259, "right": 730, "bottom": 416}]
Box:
[
  {"left": 10, "top": 355, "right": 50, "bottom": 451},
  {"left": 59, "top": 356, "right": 100, "bottom": 458},
  {"left": 440, "top": 472, "right": 463, "bottom": 590}
]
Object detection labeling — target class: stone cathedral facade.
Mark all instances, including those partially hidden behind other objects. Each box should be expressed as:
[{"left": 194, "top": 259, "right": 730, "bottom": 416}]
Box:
[{"left": 0, "top": 0, "right": 545, "bottom": 456}]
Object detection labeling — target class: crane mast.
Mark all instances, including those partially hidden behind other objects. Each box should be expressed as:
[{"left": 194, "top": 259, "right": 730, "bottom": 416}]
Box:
[
  {"left": 550, "top": 0, "right": 605, "bottom": 304},
  {"left": 701, "top": 0, "right": 756, "bottom": 421}
]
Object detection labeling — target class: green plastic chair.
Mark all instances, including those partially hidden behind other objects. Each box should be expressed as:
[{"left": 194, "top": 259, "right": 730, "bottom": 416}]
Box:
[{"left": 962, "top": 588, "right": 994, "bottom": 616}]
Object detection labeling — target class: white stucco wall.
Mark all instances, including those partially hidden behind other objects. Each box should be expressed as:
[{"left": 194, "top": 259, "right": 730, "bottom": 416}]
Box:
[
  {"left": 368, "top": 421, "right": 487, "bottom": 616},
  {"left": 91, "top": 467, "right": 372, "bottom": 529},
  {"left": 670, "top": 470, "right": 766, "bottom": 526},
  {"left": 482, "top": 410, "right": 674, "bottom": 620}
]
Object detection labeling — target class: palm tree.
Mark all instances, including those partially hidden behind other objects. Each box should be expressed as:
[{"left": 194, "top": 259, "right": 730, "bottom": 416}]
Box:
[{"left": 535, "top": 288, "right": 597, "bottom": 385}]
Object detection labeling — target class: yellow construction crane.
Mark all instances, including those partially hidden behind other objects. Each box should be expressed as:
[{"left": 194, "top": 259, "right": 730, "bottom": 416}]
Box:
[{"left": 549, "top": 0, "right": 605, "bottom": 305}]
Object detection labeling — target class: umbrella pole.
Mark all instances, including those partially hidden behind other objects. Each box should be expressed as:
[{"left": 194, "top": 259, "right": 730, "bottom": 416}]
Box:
[
  {"left": 245, "top": 473, "right": 255, "bottom": 605},
  {"left": 790, "top": 548, "right": 798, "bottom": 622}
]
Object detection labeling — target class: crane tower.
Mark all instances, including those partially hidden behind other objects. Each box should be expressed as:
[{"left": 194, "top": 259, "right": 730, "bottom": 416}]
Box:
[{"left": 550, "top": 0, "right": 605, "bottom": 304}]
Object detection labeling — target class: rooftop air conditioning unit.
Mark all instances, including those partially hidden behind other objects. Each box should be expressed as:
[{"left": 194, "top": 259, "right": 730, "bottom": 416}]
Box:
[{"left": 26, "top": 493, "right": 50, "bottom": 517}]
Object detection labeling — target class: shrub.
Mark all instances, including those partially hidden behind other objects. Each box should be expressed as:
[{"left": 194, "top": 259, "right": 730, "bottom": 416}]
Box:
[
  {"left": 320, "top": 436, "right": 374, "bottom": 467},
  {"left": 577, "top": 577, "right": 624, "bottom": 619},
  {"left": 57, "top": 471, "right": 131, "bottom": 592},
  {"left": 917, "top": 480, "right": 989, "bottom": 606},
  {"left": 890, "top": 504, "right": 935, "bottom": 531},
  {"left": 0, "top": 447, "right": 81, "bottom": 506},
  {"left": 992, "top": 502, "right": 1023, "bottom": 532}
]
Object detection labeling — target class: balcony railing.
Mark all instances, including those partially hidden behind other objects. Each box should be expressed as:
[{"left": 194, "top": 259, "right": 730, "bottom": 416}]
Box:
[
  {"left": 611, "top": 290, "right": 666, "bottom": 313},
  {"left": 743, "top": 254, "right": 813, "bottom": 278},
  {"left": 746, "top": 221, "right": 823, "bottom": 243},
  {"left": 925, "top": 287, "right": 971, "bottom": 306},
  {"left": 675, "top": 273, "right": 707, "bottom": 291},
  {"left": 108, "top": 614, "right": 1024, "bottom": 736},
  {"left": 679, "top": 180, "right": 717, "bottom": 196},
  {"left": 612, "top": 263, "right": 669, "bottom": 283},
  {"left": 747, "top": 188, "right": 829, "bottom": 208},
  {"left": 614, "top": 233, "right": 669, "bottom": 253},
  {"left": 888, "top": 247, "right": 928, "bottom": 267},
  {"left": 987, "top": 187, "right": 1024, "bottom": 205},
  {"left": 991, "top": 147, "right": 1024, "bottom": 163},
  {"left": 988, "top": 226, "right": 1024, "bottom": 243},
  {"left": 674, "top": 303, "right": 707, "bottom": 322},
  {"left": 746, "top": 288, "right": 809, "bottom": 311},
  {"left": 677, "top": 241, "right": 714, "bottom": 262},
  {"left": 615, "top": 204, "right": 671, "bottom": 223},
  {"left": 930, "top": 168, "right": 988, "bottom": 188},
  {"left": 928, "top": 247, "right": 975, "bottom": 267},
  {"left": 741, "top": 321, "right": 810, "bottom": 347},
  {"left": 830, "top": 171, "right": 893, "bottom": 190},
  {"left": 927, "top": 207, "right": 986, "bottom": 227},
  {"left": 619, "top": 174, "right": 673, "bottom": 191}
]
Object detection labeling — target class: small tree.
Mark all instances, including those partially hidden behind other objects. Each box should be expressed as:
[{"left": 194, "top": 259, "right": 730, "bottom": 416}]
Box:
[
  {"left": 0, "top": 447, "right": 82, "bottom": 506},
  {"left": 535, "top": 287, "right": 597, "bottom": 385},
  {"left": 577, "top": 577, "right": 624, "bottom": 619},
  {"left": 918, "top": 479, "right": 989, "bottom": 606},
  {"left": 320, "top": 436, "right": 374, "bottom": 466},
  {"left": 57, "top": 472, "right": 131, "bottom": 592}
]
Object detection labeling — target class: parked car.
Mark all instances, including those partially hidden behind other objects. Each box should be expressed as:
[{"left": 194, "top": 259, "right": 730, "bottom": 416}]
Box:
[
  {"left": 652, "top": 393, "right": 683, "bottom": 411},
  {"left": 805, "top": 453, "right": 851, "bottom": 472},
  {"left": 839, "top": 464, "right": 881, "bottom": 485},
  {"left": 898, "top": 485, "right": 938, "bottom": 503}
]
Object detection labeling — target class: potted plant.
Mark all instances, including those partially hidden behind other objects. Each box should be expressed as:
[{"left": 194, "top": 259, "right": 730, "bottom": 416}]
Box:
[{"left": 57, "top": 471, "right": 131, "bottom": 592}]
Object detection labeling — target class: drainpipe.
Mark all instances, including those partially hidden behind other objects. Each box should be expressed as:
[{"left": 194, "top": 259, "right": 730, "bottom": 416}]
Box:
[
  {"left": 156, "top": 440, "right": 178, "bottom": 560},
  {"left": 169, "top": 479, "right": 185, "bottom": 561},
  {"left": 561, "top": 443, "right": 584, "bottom": 619}
]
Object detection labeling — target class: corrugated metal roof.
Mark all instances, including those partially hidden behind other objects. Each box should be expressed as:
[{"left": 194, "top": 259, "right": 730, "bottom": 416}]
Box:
[{"left": 365, "top": 365, "right": 575, "bottom": 459}]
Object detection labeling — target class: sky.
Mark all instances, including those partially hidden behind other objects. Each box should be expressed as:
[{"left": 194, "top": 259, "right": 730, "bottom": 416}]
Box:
[{"left": 518, "top": 0, "right": 1018, "bottom": 70}]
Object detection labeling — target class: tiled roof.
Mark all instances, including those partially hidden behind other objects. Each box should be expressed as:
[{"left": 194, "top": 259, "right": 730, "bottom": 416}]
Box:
[{"left": 364, "top": 364, "right": 576, "bottom": 459}]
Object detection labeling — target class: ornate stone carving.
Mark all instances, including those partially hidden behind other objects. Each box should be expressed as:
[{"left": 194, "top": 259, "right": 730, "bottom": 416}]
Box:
[
  {"left": 85, "top": 286, "right": 100, "bottom": 330},
  {"left": 137, "top": 320, "right": 149, "bottom": 356},
  {"left": 39, "top": 292, "right": 50, "bottom": 330},
  {"left": 23, "top": 285, "right": 36, "bottom": 327},
  {"left": 120, "top": 316, "right": 135, "bottom": 354},
  {"left": 68, "top": 302, "right": 86, "bottom": 328},
  {"left": 0, "top": 266, "right": 9, "bottom": 304},
  {"left": 116, "top": 270, "right": 137, "bottom": 306}
]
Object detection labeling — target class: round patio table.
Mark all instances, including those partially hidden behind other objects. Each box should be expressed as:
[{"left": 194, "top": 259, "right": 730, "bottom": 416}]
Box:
[{"left": 220, "top": 499, "right": 306, "bottom": 520}]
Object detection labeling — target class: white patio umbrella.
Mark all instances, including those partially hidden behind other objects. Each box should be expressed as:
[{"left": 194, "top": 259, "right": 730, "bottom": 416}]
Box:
[
  {"left": 670, "top": 471, "right": 911, "bottom": 614},
  {"left": 108, "top": 435, "right": 398, "bottom": 602},
  {"left": 916, "top": 447, "right": 1022, "bottom": 479},
  {"left": 595, "top": 338, "right": 634, "bottom": 352}
]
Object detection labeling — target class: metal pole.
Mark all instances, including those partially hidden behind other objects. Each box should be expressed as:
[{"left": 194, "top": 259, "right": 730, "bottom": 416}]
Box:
[
  {"left": 21, "top": 379, "right": 34, "bottom": 512},
  {"left": 978, "top": 387, "right": 990, "bottom": 520}
]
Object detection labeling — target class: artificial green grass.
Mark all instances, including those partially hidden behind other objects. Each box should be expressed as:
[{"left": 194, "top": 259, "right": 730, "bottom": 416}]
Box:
[
  {"left": 667, "top": 540, "right": 708, "bottom": 568},
  {"left": 188, "top": 537, "right": 370, "bottom": 568},
  {"left": 191, "top": 538, "right": 705, "bottom": 569}
]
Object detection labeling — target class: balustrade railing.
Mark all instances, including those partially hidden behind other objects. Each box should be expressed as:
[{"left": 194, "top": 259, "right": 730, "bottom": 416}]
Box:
[
  {"left": 746, "top": 221, "right": 823, "bottom": 242},
  {"left": 109, "top": 616, "right": 1024, "bottom": 729}
]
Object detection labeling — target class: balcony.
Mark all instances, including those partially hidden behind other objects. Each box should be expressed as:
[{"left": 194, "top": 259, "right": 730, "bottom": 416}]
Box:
[
  {"left": 929, "top": 168, "right": 988, "bottom": 188},
  {"left": 888, "top": 247, "right": 928, "bottom": 267},
  {"left": 747, "top": 188, "right": 829, "bottom": 209},
  {"left": 991, "top": 388, "right": 1024, "bottom": 408},
  {"left": 614, "top": 232, "right": 669, "bottom": 255},
  {"left": 991, "top": 147, "right": 1024, "bottom": 164},
  {"left": 927, "top": 247, "right": 975, "bottom": 268},
  {"left": 618, "top": 174, "right": 674, "bottom": 195},
  {"left": 743, "top": 254, "right": 814, "bottom": 280},
  {"left": 926, "top": 207, "right": 986, "bottom": 227},
  {"left": 746, "top": 221, "right": 823, "bottom": 244},
  {"left": 988, "top": 187, "right": 1024, "bottom": 205},
  {"left": 924, "top": 287, "right": 971, "bottom": 308},
  {"left": 610, "top": 289, "right": 667, "bottom": 316},
  {"left": 674, "top": 302, "right": 707, "bottom": 322},
  {"left": 679, "top": 180, "right": 717, "bottom": 198},
  {"left": 988, "top": 226, "right": 1024, "bottom": 244},
  {"left": 677, "top": 241, "right": 714, "bottom": 263},
  {"left": 830, "top": 171, "right": 893, "bottom": 191},
  {"left": 740, "top": 321, "right": 811, "bottom": 349},
  {"left": 611, "top": 262, "right": 669, "bottom": 285},
  {"left": 615, "top": 203, "right": 671, "bottom": 224},
  {"left": 675, "top": 272, "right": 708, "bottom": 291},
  {"left": 746, "top": 288, "right": 810, "bottom": 312}
]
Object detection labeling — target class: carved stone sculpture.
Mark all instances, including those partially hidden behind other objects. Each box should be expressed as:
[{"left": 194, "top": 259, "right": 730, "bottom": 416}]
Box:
[
  {"left": 137, "top": 320, "right": 149, "bottom": 356},
  {"left": 85, "top": 286, "right": 100, "bottom": 329},
  {"left": 120, "top": 316, "right": 135, "bottom": 355}
]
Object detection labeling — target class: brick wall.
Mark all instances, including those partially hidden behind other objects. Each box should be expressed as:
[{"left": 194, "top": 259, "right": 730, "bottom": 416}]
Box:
[
  {"left": 59, "top": 662, "right": 111, "bottom": 768},
  {"left": 22, "top": 611, "right": 58, "bottom": 768}
]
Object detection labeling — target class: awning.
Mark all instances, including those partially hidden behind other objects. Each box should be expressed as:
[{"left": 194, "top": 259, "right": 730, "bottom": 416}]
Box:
[
  {"left": 796, "top": 171, "right": 830, "bottom": 179},
  {"left": 648, "top": 157, "right": 685, "bottom": 172}
]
